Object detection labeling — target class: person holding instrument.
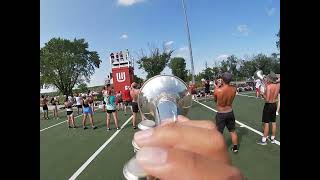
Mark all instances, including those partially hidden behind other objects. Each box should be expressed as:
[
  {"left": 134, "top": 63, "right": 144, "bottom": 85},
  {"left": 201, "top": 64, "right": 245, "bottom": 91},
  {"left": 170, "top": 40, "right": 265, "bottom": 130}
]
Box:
[{"left": 133, "top": 115, "right": 244, "bottom": 180}]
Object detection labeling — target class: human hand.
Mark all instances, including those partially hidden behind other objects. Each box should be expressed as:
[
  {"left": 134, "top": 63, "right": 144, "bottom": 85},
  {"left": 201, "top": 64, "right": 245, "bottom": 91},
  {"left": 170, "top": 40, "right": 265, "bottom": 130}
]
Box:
[{"left": 134, "top": 116, "right": 244, "bottom": 180}]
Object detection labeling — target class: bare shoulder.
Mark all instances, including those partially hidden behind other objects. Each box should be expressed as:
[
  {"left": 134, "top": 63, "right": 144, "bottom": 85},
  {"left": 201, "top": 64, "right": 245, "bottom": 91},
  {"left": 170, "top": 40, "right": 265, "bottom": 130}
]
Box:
[{"left": 214, "top": 88, "right": 222, "bottom": 95}]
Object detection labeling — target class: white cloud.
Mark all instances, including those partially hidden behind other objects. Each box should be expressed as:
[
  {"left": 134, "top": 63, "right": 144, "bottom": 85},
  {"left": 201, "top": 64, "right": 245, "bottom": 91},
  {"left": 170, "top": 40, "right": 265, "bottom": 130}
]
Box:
[
  {"left": 172, "top": 46, "right": 189, "bottom": 59},
  {"left": 236, "top": 24, "right": 250, "bottom": 36},
  {"left": 164, "top": 41, "right": 174, "bottom": 46},
  {"left": 266, "top": 8, "right": 276, "bottom": 16},
  {"left": 117, "top": 0, "right": 145, "bottom": 6},
  {"left": 215, "top": 54, "right": 229, "bottom": 61},
  {"left": 120, "top": 33, "right": 128, "bottom": 39}
]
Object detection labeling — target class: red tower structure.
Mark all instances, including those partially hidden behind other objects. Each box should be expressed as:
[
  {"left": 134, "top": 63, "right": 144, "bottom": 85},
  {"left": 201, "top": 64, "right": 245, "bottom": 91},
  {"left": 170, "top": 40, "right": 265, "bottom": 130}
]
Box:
[{"left": 109, "top": 49, "right": 134, "bottom": 94}]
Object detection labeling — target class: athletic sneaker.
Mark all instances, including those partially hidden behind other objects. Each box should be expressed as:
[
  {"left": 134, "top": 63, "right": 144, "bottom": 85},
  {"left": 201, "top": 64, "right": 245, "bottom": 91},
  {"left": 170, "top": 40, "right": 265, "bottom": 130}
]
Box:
[
  {"left": 107, "top": 128, "right": 111, "bottom": 131},
  {"left": 276, "top": 112, "right": 279, "bottom": 116},
  {"left": 133, "top": 126, "right": 137, "bottom": 129},
  {"left": 257, "top": 141, "right": 267, "bottom": 145},
  {"left": 83, "top": 126, "right": 88, "bottom": 130},
  {"left": 117, "top": 127, "right": 120, "bottom": 130},
  {"left": 270, "top": 139, "right": 276, "bottom": 144},
  {"left": 231, "top": 147, "right": 238, "bottom": 153},
  {"left": 73, "top": 126, "right": 77, "bottom": 128},
  {"left": 92, "top": 126, "right": 97, "bottom": 129},
  {"left": 68, "top": 126, "right": 72, "bottom": 128}
]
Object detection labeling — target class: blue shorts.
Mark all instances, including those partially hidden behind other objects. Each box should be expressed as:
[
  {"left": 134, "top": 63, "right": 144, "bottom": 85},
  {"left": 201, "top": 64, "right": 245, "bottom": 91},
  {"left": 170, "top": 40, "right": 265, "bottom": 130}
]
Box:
[{"left": 83, "top": 107, "right": 92, "bottom": 114}]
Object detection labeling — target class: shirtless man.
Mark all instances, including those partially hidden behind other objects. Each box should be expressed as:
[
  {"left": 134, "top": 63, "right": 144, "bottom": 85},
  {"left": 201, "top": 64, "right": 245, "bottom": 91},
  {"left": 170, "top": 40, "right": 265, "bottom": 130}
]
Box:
[
  {"left": 213, "top": 72, "right": 239, "bottom": 153},
  {"left": 130, "top": 82, "right": 140, "bottom": 129},
  {"left": 40, "top": 95, "right": 49, "bottom": 120},
  {"left": 276, "top": 76, "right": 280, "bottom": 116},
  {"left": 258, "top": 72, "right": 280, "bottom": 145}
]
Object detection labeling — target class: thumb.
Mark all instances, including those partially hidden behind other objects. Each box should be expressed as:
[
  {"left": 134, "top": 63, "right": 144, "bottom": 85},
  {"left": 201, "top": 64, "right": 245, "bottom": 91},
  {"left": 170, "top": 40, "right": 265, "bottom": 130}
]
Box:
[{"left": 136, "top": 147, "right": 243, "bottom": 180}]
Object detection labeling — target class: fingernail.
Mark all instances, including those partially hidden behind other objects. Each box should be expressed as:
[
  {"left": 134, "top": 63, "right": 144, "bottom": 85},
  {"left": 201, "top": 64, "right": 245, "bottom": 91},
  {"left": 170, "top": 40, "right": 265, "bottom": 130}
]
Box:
[
  {"left": 134, "top": 129, "right": 154, "bottom": 144},
  {"left": 136, "top": 147, "right": 168, "bottom": 166}
]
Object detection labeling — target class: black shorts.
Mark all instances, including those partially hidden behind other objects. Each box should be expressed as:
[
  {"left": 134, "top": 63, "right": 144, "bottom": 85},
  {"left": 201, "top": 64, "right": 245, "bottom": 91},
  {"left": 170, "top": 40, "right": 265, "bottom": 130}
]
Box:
[
  {"left": 205, "top": 89, "right": 210, "bottom": 94},
  {"left": 43, "top": 105, "right": 48, "bottom": 111},
  {"left": 215, "top": 111, "right": 236, "bottom": 133},
  {"left": 67, "top": 111, "right": 73, "bottom": 116},
  {"left": 262, "top": 103, "right": 277, "bottom": 123},
  {"left": 77, "top": 105, "right": 82, "bottom": 109},
  {"left": 131, "top": 102, "right": 139, "bottom": 113},
  {"left": 106, "top": 110, "right": 116, "bottom": 114},
  {"left": 123, "top": 101, "right": 131, "bottom": 106}
]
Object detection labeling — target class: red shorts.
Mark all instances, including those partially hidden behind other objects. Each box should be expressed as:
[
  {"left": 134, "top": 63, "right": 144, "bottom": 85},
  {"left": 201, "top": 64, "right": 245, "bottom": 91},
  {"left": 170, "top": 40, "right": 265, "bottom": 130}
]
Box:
[{"left": 256, "top": 88, "right": 260, "bottom": 93}]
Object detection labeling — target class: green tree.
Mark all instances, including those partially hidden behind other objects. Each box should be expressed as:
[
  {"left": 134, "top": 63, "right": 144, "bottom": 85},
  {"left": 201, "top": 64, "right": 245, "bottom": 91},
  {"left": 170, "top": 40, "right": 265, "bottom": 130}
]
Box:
[
  {"left": 252, "top": 54, "right": 274, "bottom": 74},
  {"left": 137, "top": 45, "right": 173, "bottom": 79},
  {"left": 202, "top": 67, "right": 214, "bottom": 80},
  {"left": 133, "top": 74, "right": 144, "bottom": 85},
  {"left": 220, "top": 55, "right": 239, "bottom": 77},
  {"left": 238, "top": 60, "right": 256, "bottom": 79},
  {"left": 77, "top": 83, "right": 89, "bottom": 93},
  {"left": 40, "top": 38, "right": 101, "bottom": 96},
  {"left": 168, "top": 57, "right": 188, "bottom": 81}
]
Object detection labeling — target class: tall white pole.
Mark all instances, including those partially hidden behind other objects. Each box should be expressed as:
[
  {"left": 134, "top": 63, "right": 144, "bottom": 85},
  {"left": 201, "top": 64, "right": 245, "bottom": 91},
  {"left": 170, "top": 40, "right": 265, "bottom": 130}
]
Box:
[{"left": 181, "top": 0, "right": 195, "bottom": 84}]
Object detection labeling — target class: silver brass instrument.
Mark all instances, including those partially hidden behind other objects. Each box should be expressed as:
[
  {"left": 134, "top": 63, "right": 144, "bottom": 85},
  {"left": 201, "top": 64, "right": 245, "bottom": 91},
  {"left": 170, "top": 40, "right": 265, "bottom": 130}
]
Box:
[
  {"left": 254, "top": 70, "right": 266, "bottom": 94},
  {"left": 123, "top": 75, "right": 192, "bottom": 180}
]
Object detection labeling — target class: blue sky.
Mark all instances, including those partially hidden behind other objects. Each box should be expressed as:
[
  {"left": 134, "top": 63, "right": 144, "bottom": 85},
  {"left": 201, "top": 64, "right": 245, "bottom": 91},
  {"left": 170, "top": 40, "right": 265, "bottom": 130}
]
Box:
[{"left": 40, "top": 0, "right": 280, "bottom": 93}]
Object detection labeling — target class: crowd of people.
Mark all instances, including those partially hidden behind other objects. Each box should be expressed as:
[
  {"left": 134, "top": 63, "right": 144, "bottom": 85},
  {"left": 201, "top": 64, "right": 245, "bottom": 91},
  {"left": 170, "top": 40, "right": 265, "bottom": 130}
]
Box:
[
  {"left": 186, "top": 71, "right": 280, "bottom": 151},
  {"left": 40, "top": 72, "right": 280, "bottom": 179},
  {"left": 40, "top": 82, "right": 142, "bottom": 130}
]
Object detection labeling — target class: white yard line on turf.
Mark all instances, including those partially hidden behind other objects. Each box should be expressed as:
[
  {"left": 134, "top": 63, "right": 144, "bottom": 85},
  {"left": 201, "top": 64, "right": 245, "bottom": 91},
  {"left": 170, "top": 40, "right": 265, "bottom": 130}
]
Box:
[
  {"left": 40, "top": 107, "right": 100, "bottom": 132},
  {"left": 237, "top": 93, "right": 262, "bottom": 99},
  {"left": 40, "top": 114, "right": 83, "bottom": 132},
  {"left": 193, "top": 100, "right": 280, "bottom": 146},
  {"left": 238, "top": 91, "right": 256, "bottom": 95},
  {"left": 68, "top": 116, "right": 133, "bottom": 180}
]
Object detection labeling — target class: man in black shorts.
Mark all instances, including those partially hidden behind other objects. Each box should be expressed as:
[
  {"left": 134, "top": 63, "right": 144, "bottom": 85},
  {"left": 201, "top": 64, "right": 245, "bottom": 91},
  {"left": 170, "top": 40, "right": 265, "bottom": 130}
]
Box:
[
  {"left": 213, "top": 72, "right": 239, "bottom": 153},
  {"left": 258, "top": 72, "right": 280, "bottom": 145},
  {"left": 204, "top": 79, "right": 211, "bottom": 101},
  {"left": 130, "top": 82, "right": 140, "bottom": 129}
]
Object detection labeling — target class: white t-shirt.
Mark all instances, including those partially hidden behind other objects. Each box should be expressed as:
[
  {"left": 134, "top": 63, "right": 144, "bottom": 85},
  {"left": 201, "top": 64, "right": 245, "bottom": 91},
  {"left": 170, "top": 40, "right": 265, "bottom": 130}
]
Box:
[
  {"left": 75, "top": 97, "right": 82, "bottom": 105},
  {"left": 255, "top": 79, "right": 262, "bottom": 88}
]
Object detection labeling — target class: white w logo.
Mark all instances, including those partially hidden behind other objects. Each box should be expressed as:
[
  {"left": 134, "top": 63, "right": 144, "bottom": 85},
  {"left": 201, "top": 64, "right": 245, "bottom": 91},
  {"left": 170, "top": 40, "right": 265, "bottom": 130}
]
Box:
[{"left": 116, "top": 72, "right": 126, "bottom": 82}]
